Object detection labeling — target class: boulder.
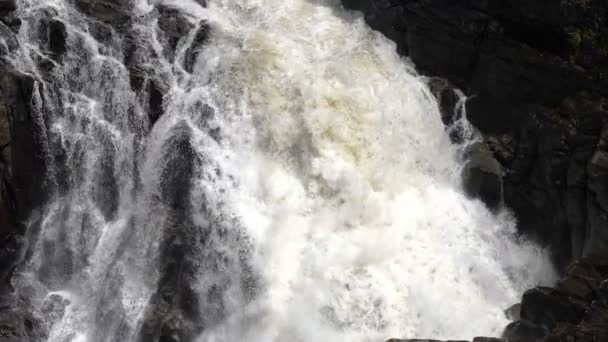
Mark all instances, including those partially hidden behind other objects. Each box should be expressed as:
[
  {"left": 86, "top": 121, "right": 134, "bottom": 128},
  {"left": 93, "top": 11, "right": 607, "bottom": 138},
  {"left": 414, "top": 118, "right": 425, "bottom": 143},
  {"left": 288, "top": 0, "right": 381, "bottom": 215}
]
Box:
[
  {"left": 462, "top": 142, "right": 504, "bottom": 210},
  {"left": 501, "top": 255, "right": 608, "bottom": 342},
  {"left": 519, "top": 287, "right": 587, "bottom": 331},
  {"left": 502, "top": 319, "right": 547, "bottom": 342},
  {"left": 504, "top": 303, "right": 521, "bottom": 322}
]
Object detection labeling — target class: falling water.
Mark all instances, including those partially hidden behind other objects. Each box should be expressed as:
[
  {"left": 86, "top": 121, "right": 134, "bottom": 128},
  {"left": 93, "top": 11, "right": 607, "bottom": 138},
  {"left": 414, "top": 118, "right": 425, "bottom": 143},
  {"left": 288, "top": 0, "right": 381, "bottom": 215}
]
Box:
[{"left": 6, "top": 0, "right": 555, "bottom": 341}]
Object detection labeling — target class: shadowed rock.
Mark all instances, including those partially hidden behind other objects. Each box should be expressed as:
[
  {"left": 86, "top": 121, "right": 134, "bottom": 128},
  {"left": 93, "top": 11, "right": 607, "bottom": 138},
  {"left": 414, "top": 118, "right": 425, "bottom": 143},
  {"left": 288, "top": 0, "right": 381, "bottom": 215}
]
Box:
[
  {"left": 462, "top": 142, "right": 504, "bottom": 211},
  {"left": 183, "top": 22, "right": 210, "bottom": 73}
]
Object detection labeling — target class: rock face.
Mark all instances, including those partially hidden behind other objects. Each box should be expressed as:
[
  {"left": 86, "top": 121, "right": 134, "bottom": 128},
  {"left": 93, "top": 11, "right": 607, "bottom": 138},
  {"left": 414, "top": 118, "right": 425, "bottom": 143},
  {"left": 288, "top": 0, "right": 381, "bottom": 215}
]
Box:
[
  {"left": 0, "top": 1, "right": 216, "bottom": 340},
  {"left": 342, "top": 0, "right": 608, "bottom": 269},
  {"left": 0, "top": 27, "right": 42, "bottom": 287},
  {"left": 504, "top": 255, "right": 608, "bottom": 342}
]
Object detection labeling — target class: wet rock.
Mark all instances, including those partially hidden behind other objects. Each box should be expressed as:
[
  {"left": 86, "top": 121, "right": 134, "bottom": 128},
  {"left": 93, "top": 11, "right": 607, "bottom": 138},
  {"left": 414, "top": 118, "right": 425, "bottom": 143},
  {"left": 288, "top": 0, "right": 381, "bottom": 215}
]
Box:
[
  {"left": 74, "top": 0, "right": 132, "bottom": 23},
  {"left": 340, "top": 0, "right": 608, "bottom": 270},
  {"left": 0, "top": 306, "right": 44, "bottom": 341},
  {"left": 504, "top": 303, "right": 521, "bottom": 321},
  {"left": 502, "top": 255, "right": 608, "bottom": 342},
  {"left": 502, "top": 319, "right": 547, "bottom": 342},
  {"left": 157, "top": 4, "right": 194, "bottom": 61},
  {"left": 40, "top": 293, "right": 70, "bottom": 329},
  {"left": 148, "top": 78, "right": 166, "bottom": 126},
  {"left": 93, "top": 137, "right": 118, "bottom": 221},
  {"left": 519, "top": 287, "right": 587, "bottom": 331},
  {"left": 137, "top": 210, "right": 204, "bottom": 342},
  {"left": 47, "top": 19, "right": 67, "bottom": 60},
  {"left": 159, "top": 122, "right": 196, "bottom": 210},
  {"left": 386, "top": 340, "right": 468, "bottom": 342},
  {"left": 0, "top": 20, "right": 18, "bottom": 57},
  {"left": 462, "top": 142, "right": 504, "bottom": 210},
  {"left": 428, "top": 78, "right": 462, "bottom": 127},
  {"left": 183, "top": 22, "right": 210, "bottom": 73},
  {"left": 0, "top": 0, "right": 15, "bottom": 19},
  {"left": 2, "top": 71, "right": 52, "bottom": 220}
]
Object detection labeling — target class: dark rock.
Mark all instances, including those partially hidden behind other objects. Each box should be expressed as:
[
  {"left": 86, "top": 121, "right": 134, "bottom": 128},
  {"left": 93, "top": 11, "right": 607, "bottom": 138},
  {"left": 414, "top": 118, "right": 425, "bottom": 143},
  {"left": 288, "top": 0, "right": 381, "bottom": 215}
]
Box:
[
  {"left": 472, "top": 338, "right": 505, "bottom": 342},
  {"left": 74, "top": 0, "right": 131, "bottom": 23},
  {"left": 92, "top": 135, "right": 118, "bottom": 221},
  {"left": 386, "top": 340, "right": 468, "bottom": 342},
  {"left": 502, "top": 320, "right": 546, "bottom": 342},
  {"left": 462, "top": 142, "right": 504, "bottom": 210},
  {"left": 498, "top": 255, "right": 608, "bottom": 342},
  {"left": 148, "top": 78, "right": 166, "bottom": 126},
  {"left": 0, "top": 20, "right": 18, "bottom": 57},
  {"left": 0, "top": 0, "right": 15, "bottom": 19},
  {"left": 543, "top": 324, "right": 591, "bottom": 342},
  {"left": 159, "top": 122, "right": 196, "bottom": 210},
  {"left": 157, "top": 5, "right": 194, "bottom": 61},
  {"left": 1, "top": 70, "right": 52, "bottom": 220},
  {"left": 519, "top": 287, "right": 587, "bottom": 331},
  {"left": 47, "top": 19, "right": 67, "bottom": 60},
  {"left": 183, "top": 22, "right": 210, "bottom": 73},
  {"left": 427, "top": 77, "right": 472, "bottom": 143},
  {"left": 504, "top": 303, "right": 521, "bottom": 321},
  {"left": 428, "top": 78, "right": 462, "bottom": 126}
]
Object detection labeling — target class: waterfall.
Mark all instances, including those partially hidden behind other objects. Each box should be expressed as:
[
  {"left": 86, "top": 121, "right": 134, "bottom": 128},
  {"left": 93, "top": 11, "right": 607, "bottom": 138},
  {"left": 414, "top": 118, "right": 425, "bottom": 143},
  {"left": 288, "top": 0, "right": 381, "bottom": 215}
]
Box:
[{"left": 7, "top": 0, "right": 555, "bottom": 341}]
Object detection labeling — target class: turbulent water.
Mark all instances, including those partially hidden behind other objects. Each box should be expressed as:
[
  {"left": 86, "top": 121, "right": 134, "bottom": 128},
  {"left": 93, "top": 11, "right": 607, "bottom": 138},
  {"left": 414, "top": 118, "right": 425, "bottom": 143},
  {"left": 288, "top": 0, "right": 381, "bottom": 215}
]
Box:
[{"left": 6, "top": 0, "right": 555, "bottom": 341}]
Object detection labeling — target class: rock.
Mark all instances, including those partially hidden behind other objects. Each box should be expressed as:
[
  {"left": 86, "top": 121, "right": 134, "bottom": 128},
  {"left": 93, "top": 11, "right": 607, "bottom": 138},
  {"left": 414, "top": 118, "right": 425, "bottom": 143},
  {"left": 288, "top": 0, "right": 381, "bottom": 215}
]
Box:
[
  {"left": 519, "top": 287, "right": 587, "bottom": 331},
  {"left": 502, "top": 319, "right": 546, "bottom": 342},
  {"left": 0, "top": 57, "right": 56, "bottom": 292},
  {"left": 183, "top": 22, "right": 210, "bottom": 73},
  {"left": 472, "top": 338, "right": 505, "bottom": 342},
  {"left": 74, "top": 0, "right": 132, "bottom": 23},
  {"left": 47, "top": 19, "right": 67, "bottom": 60},
  {"left": 0, "top": 68, "right": 51, "bottom": 220},
  {"left": 499, "top": 255, "right": 608, "bottom": 342},
  {"left": 40, "top": 293, "right": 70, "bottom": 329},
  {"left": 159, "top": 122, "right": 196, "bottom": 210},
  {"left": 157, "top": 4, "right": 194, "bottom": 61},
  {"left": 0, "top": 306, "right": 44, "bottom": 341},
  {"left": 504, "top": 303, "right": 521, "bottom": 321},
  {"left": 386, "top": 340, "right": 467, "bottom": 342},
  {"left": 0, "top": 20, "right": 18, "bottom": 57},
  {"left": 339, "top": 0, "right": 608, "bottom": 269},
  {"left": 462, "top": 142, "right": 504, "bottom": 210},
  {"left": 148, "top": 78, "right": 166, "bottom": 126},
  {"left": 428, "top": 78, "right": 461, "bottom": 126},
  {"left": 427, "top": 77, "right": 471, "bottom": 143},
  {"left": 0, "top": 0, "right": 15, "bottom": 19}
]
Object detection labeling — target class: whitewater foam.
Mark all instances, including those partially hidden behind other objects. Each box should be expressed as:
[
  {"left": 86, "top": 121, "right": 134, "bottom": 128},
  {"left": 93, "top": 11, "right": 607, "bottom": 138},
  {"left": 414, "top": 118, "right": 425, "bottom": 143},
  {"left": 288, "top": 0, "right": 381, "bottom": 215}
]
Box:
[{"left": 8, "top": 0, "right": 555, "bottom": 341}]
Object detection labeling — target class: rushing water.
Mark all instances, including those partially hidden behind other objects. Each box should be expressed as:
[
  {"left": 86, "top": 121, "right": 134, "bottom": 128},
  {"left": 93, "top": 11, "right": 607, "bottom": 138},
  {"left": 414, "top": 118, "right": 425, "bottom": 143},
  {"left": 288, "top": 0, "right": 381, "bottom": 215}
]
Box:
[{"left": 7, "top": 0, "right": 555, "bottom": 341}]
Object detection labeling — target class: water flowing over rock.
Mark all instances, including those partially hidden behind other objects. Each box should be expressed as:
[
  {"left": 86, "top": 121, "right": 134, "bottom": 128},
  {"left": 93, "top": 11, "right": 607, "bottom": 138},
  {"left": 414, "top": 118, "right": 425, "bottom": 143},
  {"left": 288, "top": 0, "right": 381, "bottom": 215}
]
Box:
[
  {"left": 0, "top": 0, "right": 558, "bottom": 341},
  {"left": 342, "top": 0, "right": 608, "bottom": 270}
]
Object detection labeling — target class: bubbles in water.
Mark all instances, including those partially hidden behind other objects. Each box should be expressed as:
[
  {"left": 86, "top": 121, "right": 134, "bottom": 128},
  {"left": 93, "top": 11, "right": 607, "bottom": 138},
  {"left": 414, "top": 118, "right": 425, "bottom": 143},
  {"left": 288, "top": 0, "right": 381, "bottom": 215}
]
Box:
[{"left": 8, "top": 0, "right": 555, "bottom": 341}]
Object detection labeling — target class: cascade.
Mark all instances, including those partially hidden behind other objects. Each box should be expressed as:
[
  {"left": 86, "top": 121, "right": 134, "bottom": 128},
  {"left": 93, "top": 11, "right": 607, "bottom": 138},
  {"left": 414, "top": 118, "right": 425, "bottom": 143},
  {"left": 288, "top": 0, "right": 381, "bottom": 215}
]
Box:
[{"left": 5, "top": 0, "right": 555, "bottom": 341}]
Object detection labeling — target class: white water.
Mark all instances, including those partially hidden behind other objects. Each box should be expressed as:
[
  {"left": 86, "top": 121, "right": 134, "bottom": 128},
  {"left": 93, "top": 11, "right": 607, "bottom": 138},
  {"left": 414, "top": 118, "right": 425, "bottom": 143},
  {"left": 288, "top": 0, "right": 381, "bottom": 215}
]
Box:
[{"left": 9, "top": 0, "right": 555, "bottom": 341}]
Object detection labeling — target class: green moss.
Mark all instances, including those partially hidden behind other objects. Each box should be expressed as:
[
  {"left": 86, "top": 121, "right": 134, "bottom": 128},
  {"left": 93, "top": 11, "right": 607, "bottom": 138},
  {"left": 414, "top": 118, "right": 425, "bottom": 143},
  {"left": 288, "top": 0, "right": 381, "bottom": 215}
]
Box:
[
  {"left": 568, "top": 28, "right": 597, "bottom": 50},
  {"left": 568, "top": 27, "right": 608, "bottom": 61}
]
